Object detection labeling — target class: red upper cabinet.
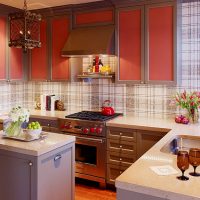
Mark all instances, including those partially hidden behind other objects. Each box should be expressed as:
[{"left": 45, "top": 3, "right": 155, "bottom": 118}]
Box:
[
  {"left": 117, "top": 2, "right": 176, "bottom": 85},
  {"left": 30, "top": 20, "right": 48, "bottom": 81},
  {"left": 145, "top": 3, "right": 175, "bottom": 84},
  {"left": 117, "top": 7, "right": 144, "bottom": 83},
  {"left": 9, "top": 48, "right": 23, "bottom": 80},
  {"left": 0, "top": 16, "right": 6, "bottom": 80},
  {"left": 0, "top": 16, "right": 24, "bottom": 81},
  {"left": 51, "top": 16, "right": 70, "bottom": 81},
  {"left": 74, "top": 9, "right": 114, "bottom": 27}
]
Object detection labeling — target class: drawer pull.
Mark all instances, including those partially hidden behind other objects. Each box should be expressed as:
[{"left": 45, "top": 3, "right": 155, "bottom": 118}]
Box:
[
  {"left": 54, "top": 154, "right": 62, "bottom": 161},
  {"left": 119, "top": 158, "right": 122, "bottom": 161}
]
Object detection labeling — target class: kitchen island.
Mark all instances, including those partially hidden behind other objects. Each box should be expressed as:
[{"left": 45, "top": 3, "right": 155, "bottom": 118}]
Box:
[
  {"left": 107, "top": 115, "right": 200, "bottom": 200},
  {"left": 0, "top": 131, "right": 75, "bottom": 200}
]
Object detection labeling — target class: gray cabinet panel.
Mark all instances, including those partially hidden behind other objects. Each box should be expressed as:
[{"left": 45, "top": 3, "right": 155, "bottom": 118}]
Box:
[
  {"left": 0, "top": 154, "right": 31, "bottom": 200},
  {"left": 37, "top": 147, "right": 73, "bottom": 200}
]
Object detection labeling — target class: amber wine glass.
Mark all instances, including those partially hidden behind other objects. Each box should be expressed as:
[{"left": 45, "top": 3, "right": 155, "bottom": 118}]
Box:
[
  {"left": 189, "top": 148, "right": 200, "bottom": 177},
  {"left": 177, "top": 150, "right": 189, "bottom": 180}
]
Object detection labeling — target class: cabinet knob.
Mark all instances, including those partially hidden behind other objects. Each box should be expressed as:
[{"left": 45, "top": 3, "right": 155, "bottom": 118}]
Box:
[
  {"left": 119, "top": 171, "right": 122, "bottom": 174},
  {"left": 119, "top": 145, "right": 122, "bottom": 148},
  {"left": 47, "top": 124, "right": 50, "bottom": 127},
  {"left": 119, "top": 158, "right": 122, "bottom": 161},
  {"left": 119, "top": 132, "right": 122, "bottom": 136},
  {"left": 29, "top": 162, "right": 33, "bottom": 166}
]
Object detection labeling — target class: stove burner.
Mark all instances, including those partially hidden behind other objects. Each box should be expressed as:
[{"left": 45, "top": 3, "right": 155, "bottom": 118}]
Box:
[{"left": 65, "top": 111, "right": 122, "bottom": 121}]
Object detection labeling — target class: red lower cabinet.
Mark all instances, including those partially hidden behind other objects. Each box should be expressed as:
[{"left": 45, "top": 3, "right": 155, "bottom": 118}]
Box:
[{"left": 51, "top": 16, "right": 70, "bottom": 81}]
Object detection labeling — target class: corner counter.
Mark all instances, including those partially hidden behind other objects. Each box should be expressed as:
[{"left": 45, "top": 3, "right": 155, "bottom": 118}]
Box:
[{"left": 107, "top": 115, "right": 200, "bottom": 200}]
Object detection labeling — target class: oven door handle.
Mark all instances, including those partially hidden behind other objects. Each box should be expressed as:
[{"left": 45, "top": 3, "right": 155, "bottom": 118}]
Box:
[{"left": 76, "top": 136, "right": 104, "bottom": 143}]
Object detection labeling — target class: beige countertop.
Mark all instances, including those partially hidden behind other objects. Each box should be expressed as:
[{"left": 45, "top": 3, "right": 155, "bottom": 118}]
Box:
[
  {"left": 1, "top": 110, "right": 200, "bottom": 199},
  {"left": 107, "top": 115, "right": 200, "bottom": 200},
  {"left": 0, "top": 131, "right": 75, "bottom": 156}
]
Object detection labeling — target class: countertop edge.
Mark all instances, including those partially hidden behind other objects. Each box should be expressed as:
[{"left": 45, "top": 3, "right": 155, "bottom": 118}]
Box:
[
  {"left": 0, "top": 134, "right": 75, "bottom": 156},
  {"left": 115, "top": 180, "right": 199, "bottom": 200}
]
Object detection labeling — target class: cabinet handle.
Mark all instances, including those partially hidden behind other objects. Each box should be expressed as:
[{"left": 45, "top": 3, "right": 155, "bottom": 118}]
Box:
[
  {"left": 54, "top": 154, "right": 62, "bottom": 161},
  {"left": 29, "top": 162, "right": 33, "bottom": 166}
]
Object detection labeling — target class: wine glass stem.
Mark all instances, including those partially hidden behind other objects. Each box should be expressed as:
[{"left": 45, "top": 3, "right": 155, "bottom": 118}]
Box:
[
  {"left": 194, "top": 166, "right": 197, "bottom": 174},
  {"left": 181, "top": 170, "right": 185, "bottom": 177}
]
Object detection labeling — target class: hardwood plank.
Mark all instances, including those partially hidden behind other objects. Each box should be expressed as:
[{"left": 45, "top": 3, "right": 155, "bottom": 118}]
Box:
[{"left": 75, "top": 181, "right": 116, "bottom": 200}]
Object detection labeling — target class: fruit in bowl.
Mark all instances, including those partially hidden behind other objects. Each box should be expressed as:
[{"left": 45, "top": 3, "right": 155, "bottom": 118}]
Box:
[{"left": 27, "top": 121, "right": 42, "bottom": 139}]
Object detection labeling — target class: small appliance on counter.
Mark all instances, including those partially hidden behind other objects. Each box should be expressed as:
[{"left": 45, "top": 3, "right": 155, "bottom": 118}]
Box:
[{"left": 101, "top": 100, "right": 115, "bottom": 116}]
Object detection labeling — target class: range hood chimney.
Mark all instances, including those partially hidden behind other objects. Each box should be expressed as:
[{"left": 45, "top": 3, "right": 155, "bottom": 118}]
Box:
[{"left": 61, "top": 25, "right": 115, "bottom": 57}]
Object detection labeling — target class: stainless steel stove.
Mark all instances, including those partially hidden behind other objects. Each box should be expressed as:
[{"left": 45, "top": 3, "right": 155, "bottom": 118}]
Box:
[{"left": 59, "top": 111, "right": 122, "bottom": 187}]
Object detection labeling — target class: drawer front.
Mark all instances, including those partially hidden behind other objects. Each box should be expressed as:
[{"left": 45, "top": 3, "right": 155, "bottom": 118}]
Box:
[
  {"left": 107, "top": 127, "right": 137, "bottom": 141},
  {"left": 107, "top": 164, "right": 130, "bottom": 184},
  {"left": 107, "top": 151, "right": 137, "bottom": 165},
  {"left": 30, "top": 117, "right": 58, "bottom": 128},
  {"left": 107, "top": 139, "right": 136, "bottom": 154}
]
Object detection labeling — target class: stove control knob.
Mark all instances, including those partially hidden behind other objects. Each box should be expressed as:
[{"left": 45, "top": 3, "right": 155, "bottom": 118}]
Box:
[
  {"left": 83, "top": 128, "right": 89, "bottom": 134},
  {"left": 96, "top": 127, "right": 103, "bottom": 134},
  {"left": 90, "top": 127, "right": 96, "bottom": 133},
  {"left": 64, "top": 124, "right": 72, "bottom": 129}
]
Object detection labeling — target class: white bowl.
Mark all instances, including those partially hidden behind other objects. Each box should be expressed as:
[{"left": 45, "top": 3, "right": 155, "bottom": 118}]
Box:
[{"left": 26, "top": 128, "right": 42, "bottom": 139}]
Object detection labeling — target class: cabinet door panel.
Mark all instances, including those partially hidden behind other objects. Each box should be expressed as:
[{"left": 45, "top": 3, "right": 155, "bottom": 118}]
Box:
[
  {"left": 31, "top": 20, "right": 48, "bottom": 80},
  {"left": 38, "top": 147, "right": 72, "bottom": 200},
  {"left": 0, "top": 154, "right": 31, "bottom": 200},
  {"left": 75, "top": 9, "right": 113, "bottom": 26},
  {"left": 0, "top": 16, "right": 6, "bottom": 80},
  {"left": 147, "top": 5, "right": 174, "bottom": 82},
  {"left": 118, "top": 8, "right": 143, "bottom": 82},
  {"left": 51, "top": 17, "right": 69, "bottom": 80},
  {"left": 9, "top": 48, "right": 23, "bottom": 80}
]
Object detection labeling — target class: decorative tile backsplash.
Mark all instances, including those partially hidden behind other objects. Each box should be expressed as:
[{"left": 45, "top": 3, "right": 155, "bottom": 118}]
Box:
[{"left": 0, "top": 2, "right": 199, "bottom": 118}]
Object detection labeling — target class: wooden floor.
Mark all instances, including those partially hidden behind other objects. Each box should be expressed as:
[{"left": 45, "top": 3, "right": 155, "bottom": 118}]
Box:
[{"left": 75, "top": 180, "right": 116, "bottom": 200}]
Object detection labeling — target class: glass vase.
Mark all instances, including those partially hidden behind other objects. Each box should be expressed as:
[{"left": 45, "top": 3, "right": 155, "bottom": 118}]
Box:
[
  {"left": 4, "top": 120, "right": 23, "bottom": 137},
  {"left": 187, "top": 108, "right": 199, "bottom": 123}
]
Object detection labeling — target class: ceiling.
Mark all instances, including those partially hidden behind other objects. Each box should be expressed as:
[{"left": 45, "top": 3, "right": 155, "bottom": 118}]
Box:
[{"left": 0, "top": 0, "right": 103, "bottom": 10}]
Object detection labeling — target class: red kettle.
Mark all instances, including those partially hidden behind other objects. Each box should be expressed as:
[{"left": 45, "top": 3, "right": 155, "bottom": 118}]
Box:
[{"left": 101, "top": 100, "right": 115, "bottom": 116}]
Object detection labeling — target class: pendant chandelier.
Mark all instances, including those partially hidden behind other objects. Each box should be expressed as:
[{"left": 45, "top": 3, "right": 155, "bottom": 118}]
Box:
[{"left": 8, "top": 0, "right": 41, "bottom": 52}]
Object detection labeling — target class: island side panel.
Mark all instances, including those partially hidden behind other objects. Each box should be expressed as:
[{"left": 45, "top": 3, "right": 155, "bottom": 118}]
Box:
[{"left": 37, "top": 142, "right": 75, "bottom": 200}]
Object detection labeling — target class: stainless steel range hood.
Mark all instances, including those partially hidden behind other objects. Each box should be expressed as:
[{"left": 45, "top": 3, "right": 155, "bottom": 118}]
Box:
[{"left": 61, "top": 25, "right": 115, "bottom": 57}]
